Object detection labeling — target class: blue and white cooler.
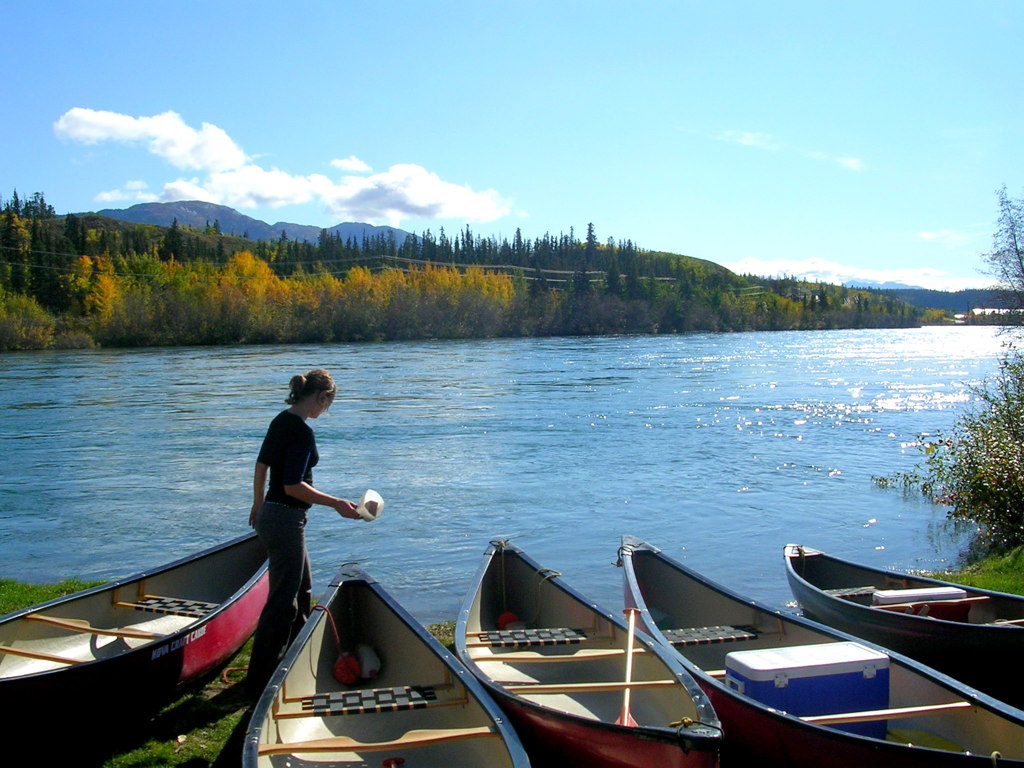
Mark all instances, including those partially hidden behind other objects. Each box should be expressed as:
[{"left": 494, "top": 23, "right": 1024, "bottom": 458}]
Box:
[{"left": 724, "top": 641, "right": 890, "bottom": 738}]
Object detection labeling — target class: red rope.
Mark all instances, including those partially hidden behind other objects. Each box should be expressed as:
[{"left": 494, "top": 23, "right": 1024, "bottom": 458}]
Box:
[{"left": 313, "top": 603, "right": 343, "bottom": 652}]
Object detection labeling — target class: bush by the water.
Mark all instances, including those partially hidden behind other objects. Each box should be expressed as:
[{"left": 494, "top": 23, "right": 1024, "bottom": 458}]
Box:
[{"left": 879, "top": 349, "right": 1024, "bottom": 549}]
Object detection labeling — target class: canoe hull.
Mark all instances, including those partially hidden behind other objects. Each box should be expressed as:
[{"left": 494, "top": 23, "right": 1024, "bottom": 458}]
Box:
[
  {"left": 784, "top": 544, "right": 1024, "bottom": 706},
  {"left": 494, "top": 693, "right": 717, "bottom": 768},
  {"left": 0, "top": 533, "right": 268, "bottom": 756}
]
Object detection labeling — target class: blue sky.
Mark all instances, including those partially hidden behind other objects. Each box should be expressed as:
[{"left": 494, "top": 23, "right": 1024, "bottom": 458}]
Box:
[{"left": 3, "top": 2, "right": 1021, "bottom": 290}]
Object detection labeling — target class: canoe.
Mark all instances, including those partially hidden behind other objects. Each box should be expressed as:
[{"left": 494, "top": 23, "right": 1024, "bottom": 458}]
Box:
[
  {"left": 243, "top": 562, "right": 530, "bottom": 768},
  {"left": 620, "top": 536, "right": 1024, "bottom": 767},
  {"left": 455, "top": 539, "right": 722, "bottom": 768},
  {"left": 785, "top": 544, "right": 1024, "bottom": 706},
  {"left": 0, "top": 532, "right": 268, "bottom": 755}
]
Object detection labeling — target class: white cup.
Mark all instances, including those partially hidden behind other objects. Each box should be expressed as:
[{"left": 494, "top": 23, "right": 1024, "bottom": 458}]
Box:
[{"left": 356, "top": 489, "right": 384, "bottom": 521}]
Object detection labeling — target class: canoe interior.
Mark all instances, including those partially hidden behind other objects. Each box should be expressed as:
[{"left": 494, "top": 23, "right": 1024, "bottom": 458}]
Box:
[
  {"left": 788, "top": 547, "right": 1024, "bottom": 625},
  {"left": 462, "top": 545, "right": 714, "bottom": 730},
  {"left": 250, "top": 571, "right": 522, "bottom": 768},
  {"left": 630, "top": 543, "right": 1024, "bottom": 762},
  {"left": 0, "top": 534, "right": 267, "bottom": 679}
]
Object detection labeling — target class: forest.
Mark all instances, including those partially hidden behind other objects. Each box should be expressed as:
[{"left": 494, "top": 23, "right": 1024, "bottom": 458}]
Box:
[{"left": 0, "top": 190, "right": 934, "bottom": 351}]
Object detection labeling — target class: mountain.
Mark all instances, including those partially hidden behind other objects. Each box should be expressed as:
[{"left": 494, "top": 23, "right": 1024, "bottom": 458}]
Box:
[
  {"left": 843, "top": 278, "right": 926, "bottom": 290},
  {"left": 92, "top": 201, "right": 414, "bottom": 245}
]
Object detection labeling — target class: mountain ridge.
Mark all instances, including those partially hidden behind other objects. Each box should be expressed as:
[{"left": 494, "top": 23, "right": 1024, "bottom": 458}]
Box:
[{"left": 92, "top": 200, "right": 414, "bottom": 244}]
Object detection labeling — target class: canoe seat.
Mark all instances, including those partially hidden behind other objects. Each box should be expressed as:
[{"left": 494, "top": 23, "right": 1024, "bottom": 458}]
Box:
[
  {"left": 663, "top": 625, "right": 759, "bottom": 646},
  {"left": 301, "top": 685, "right": 438, "bottom": 716},
  {"left": 476, "top": 627, "right": 587, "bottom": 647},
  {"left": 118, "top": 595, "right": 218, "bottom": 619},
  {"left": 825, "top": 586, "right": 877, "bottom": 599}
]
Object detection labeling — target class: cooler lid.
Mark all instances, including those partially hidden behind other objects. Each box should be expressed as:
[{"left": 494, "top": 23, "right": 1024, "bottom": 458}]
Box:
[{"left": 725, "top": 641, "right": 889, "bottom": 682}]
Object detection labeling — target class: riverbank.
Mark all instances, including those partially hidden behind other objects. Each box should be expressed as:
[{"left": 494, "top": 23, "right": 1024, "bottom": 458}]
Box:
[{"left": 2, "top": 552, "right": 1020, "bottom": 766}]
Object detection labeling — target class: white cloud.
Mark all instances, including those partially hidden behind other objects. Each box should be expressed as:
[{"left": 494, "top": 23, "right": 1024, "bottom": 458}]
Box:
[
  {"left": 331, "top": 155, "right": 372, "bottom": 173},
  {"left": 55, "top": 108, "right": 247, "bottom": 172},
  {"left": 95, "top": 180, "right": 158, "bottom": 203},
  {"left": 836, "top": 157, "right": 865, "bottom": 172},
  {"left": 918, "top": 230, "right": 967, "bottom": 247},
  {"left": 718, "top": 131, "right": 781, "bottom": 151},
  {"left": 322, "top": 164, "right": 511, "bottom": 227},
  {"left": 721, "top": 256, "right": 994, "bottom": 292},
  {"left": 718, "top": 129, "right": 865, "bottom": 172},
  {"left": 55, "top": 107, "right": 514, "bottom": 226}
]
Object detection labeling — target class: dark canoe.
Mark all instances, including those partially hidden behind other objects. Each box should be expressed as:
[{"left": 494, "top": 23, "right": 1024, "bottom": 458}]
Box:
[
  {"left": 620, "top": 536, "right": 1024, "bottom": 767},
  {"left": 0, "top": 532, "right": 268, "bottom": 757},
  {"left": 784, "top": 544, "right": 1024, "bottom": 706},
  {"left": 244, "top": 563, "right": 530, "bottom": 768},
  {"left": 455, "top": 539, "right": 722, "bottom": 768}
]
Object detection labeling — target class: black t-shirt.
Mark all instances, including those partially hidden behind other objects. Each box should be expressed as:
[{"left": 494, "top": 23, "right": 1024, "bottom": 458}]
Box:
[{"left": 257, "top": 410, "right": 318, "bottom": 510}]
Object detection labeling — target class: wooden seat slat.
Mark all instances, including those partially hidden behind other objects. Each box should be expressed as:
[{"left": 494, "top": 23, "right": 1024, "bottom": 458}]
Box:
[
  {"left": 257, "top": 725, "right": 498, "bottom": 756},
  {"left": 663, "top": 625, "right": 759, "bottom": 646}
]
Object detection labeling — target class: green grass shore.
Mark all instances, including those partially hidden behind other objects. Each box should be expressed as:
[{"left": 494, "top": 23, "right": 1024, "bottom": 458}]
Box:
[{"left": 2, "top": 549, "right": 1021, "bottom": 766}]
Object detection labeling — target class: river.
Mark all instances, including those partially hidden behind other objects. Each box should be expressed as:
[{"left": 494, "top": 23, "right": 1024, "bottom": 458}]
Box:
[{"left": 0, "top": 326, "right": 1007, "bottom": 622}]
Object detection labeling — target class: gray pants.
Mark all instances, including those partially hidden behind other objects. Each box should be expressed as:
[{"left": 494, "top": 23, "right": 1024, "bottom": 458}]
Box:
[{"left": 248, "top": 501, "right": 313, "bottom": 695}]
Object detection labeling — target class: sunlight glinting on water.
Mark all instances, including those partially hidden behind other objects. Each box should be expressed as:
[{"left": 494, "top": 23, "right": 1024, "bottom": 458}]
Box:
[{"left": 0, "top": 326, "right": 1009, "bottom": 620}]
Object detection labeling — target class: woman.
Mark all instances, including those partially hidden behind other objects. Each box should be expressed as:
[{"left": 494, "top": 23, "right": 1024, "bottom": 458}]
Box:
[{"left": 247, "top": 368, "right": 363, "bottom": 697}]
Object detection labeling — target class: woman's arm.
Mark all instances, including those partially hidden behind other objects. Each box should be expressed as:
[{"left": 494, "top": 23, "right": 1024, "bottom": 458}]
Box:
[
  {"left": 250, "top": 461, "right": 269, "bottom": 527},
  {"left": 283, "top": 481, "right": 361, "bottom": 519}
]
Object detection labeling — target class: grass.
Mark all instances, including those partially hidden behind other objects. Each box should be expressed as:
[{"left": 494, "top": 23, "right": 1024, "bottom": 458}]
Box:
[
  {"left": 927, "top": 546, "right": 1024, "bottom": 594},
  {"left": 0, "top": 576, "right": 104, "bottom": 614},
  {"left": 0, "top": 577, "right": 457, "bottom": 766}
]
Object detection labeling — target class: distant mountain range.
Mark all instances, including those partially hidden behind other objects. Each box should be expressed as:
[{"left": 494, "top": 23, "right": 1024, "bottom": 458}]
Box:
[
  {"left": 93, "top": 200, "right": 414, "bottom": 244},
  {"left": 844, "top": 278, "right": 925, "bottom": 290}
]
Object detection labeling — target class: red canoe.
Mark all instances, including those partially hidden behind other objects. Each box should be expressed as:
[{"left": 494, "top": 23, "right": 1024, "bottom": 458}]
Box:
[
  {"left": 0, "top": 533, "right": 268, "bottom": 758},
  {"left": 456, "top": 539, "right": 722, "bottom": 768}
]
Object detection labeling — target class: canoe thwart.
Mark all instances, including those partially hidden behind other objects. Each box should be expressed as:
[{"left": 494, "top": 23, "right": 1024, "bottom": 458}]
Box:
[
  {"left": 474, "top": 647, "right": 642, "bottom": 663},
  {"left": 257, "top": 725, "right": 499, "bottom": 756},
  {"left": 0, "top": 643, "right": 84, "bottom": 665},
  {"left": 23, "top": 614, "right": 165, "bottom": 640},
  {"left": 473, "top": 627, "right": 587, "bottom": 647},
  {"left": 503, "top": 679, "right": 679, "bottom": 695},
  {"left": 662, "top": 625, "right": 759, "bottom": 646},
  {"left": 300, "top": 685, "right": 438, "bottom": 716},
  {"left": 801, "top": 700, "right": 974, "bottom": 726},
  {"left": 115, "top": 594, "right": 218, "bottom": 619}
]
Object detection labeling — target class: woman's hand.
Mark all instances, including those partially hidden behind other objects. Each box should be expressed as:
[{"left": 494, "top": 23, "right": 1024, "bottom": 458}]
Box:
[{"left": 334, "top": 498, "right": 362, "bottom": 520}]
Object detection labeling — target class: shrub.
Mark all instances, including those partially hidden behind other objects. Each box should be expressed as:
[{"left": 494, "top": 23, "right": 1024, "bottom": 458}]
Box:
[
  {"left": 882, "top": 349, "right": 1024, "bottom": 549},
  {"left": 0, "top": 290, "right": 55, "bottom": 350}
]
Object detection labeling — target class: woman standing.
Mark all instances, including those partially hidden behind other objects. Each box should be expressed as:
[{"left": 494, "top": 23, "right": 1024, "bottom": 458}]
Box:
[{"left": 247, "top": 368, "right": 363, "bottom": 697}]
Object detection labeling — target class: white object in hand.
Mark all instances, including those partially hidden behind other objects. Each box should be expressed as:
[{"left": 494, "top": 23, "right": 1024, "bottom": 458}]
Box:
[{"left": 356, "top": 489, "right": 383, "bottom": 521}]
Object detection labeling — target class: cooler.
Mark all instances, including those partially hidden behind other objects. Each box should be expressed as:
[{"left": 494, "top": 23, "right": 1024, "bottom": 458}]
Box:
[
  {"left": 871, "top": 586, "right": 966, "bottom": 605},
  {"left": 724, "top": 641, "right": 890, "bottom": 738}
]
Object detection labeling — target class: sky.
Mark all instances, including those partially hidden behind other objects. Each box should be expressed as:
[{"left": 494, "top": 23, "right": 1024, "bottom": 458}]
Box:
[{"left": 3, "top": 2, "right": 1022, "bottom": 291}]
